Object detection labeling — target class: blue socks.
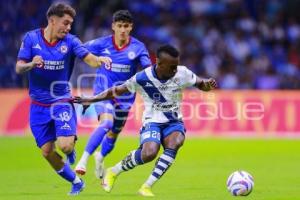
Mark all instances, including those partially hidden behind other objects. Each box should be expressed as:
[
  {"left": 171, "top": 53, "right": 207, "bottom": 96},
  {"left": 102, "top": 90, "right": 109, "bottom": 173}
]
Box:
[
  {"left": 101, "top": 136, "right": 116, "bottom": 156},
  {"left": 57, "top": 163, "right": 76, "bottom": 183},
  {"left": 134, "top": 149, "right": 144, "bottom": 164},
  {"left": 85, "top": 120, "right": 113, "bottom": 154}
]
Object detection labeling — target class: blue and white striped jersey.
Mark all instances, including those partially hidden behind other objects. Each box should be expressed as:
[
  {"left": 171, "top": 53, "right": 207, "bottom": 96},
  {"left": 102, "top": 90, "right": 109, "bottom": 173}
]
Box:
[{"left": 125, "top": 66, "right": 197, "bottom": 124}]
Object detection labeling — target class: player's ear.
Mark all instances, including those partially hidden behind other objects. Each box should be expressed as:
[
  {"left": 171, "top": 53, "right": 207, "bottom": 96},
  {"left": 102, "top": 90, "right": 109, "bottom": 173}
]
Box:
[
  {"left": 156, "top": 58, "right": 160, "bottom": 65},
  {"left": 111, "top": 22, "right": 115, "bottom": 32},
  {"left": 129, "top": 23, "right": 133, "bottom": 31},
  {"left": 48, "top": 16, "right": 55, "bottom": 26}
]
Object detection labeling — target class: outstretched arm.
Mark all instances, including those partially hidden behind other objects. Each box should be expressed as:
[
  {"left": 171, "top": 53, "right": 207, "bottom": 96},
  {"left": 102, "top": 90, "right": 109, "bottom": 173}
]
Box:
[
  {"left": 194, "top": 77, "right": 217, "bottom": 91},
  {"left": 83, "top": 53, "right": 112, "bottom": 68},
  {"left": 73, "top": 83, "right": 130, "bottom": 104}
]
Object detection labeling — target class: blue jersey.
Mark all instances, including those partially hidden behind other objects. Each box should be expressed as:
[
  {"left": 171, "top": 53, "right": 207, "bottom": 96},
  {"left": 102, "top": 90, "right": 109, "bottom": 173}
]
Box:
[
  {"left": 85, "top": 35, "right": 151, "bottom": 105},
  {"left": 17, "top": 28, "right": 89, "bottom": 104}
]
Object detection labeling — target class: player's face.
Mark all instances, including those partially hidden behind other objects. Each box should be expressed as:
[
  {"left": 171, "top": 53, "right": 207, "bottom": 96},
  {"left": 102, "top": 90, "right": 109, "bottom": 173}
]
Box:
[
  {"left": 112, "top": 21, "right": 133, "bottom": 41},
  {"left": 157, "top": 53, "right": 179, "bottom": 79},
  {"left": 50, "top": 14, "right": 73, "bottom": 39}
]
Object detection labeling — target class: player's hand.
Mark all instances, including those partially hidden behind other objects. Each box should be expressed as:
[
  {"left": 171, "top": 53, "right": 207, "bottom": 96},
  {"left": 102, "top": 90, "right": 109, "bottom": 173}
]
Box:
[
  {"left": 72, "top": 96, "right": 95, "bottom": 104},
  {"left": 202, "top": 78, "right": 217, "bottom": 91},
  {"left": 97, "top": 56, "right": 112, "bottom": 67},
  {"left": 31, "top": 55, "right": 44, "bottom": 68},
  {"left": 72, "top": 96, "right": 94, "bottom": 115}
]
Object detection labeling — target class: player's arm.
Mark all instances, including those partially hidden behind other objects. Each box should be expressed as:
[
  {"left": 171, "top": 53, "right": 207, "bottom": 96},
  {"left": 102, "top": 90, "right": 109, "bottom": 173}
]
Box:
[
  {"left": 73, "top": 84, "right": 130, "bottom": 104},
  {"left": 83, "top": 53, "right": 112, "bottom": 68},
  {"left": 194, "top": 77, "right": 217, "bottom": 91},
  {"left": 15, "top": 55, "right": 44, "bottom": 74}
]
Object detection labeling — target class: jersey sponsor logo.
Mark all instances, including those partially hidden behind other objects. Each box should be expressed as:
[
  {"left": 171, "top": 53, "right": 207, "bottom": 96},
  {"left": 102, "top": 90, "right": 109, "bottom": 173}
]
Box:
[
  {"left": 60, "top": 45, "right": 68, "bottom": 54},
  {"left": 33, "top": 43, "right": 42, "bottom": 50},
  {"left": 128, "top": 51, "right": 136, "bottom": 60},
  {"left": 110, "top": 63, "right": 130, "bottom": 72},
  {"left": 153, "top": 102, "right": 179, "bottom": 112},
  {"left": 43, "top": 60, "right": 65, "bottom": 70},
  {"left": 172, "top": 88, "right": 181, "bottom": 92},
  {"left": 159, "top": 84, "right": 168, "bottom": 91},
  {"left": 102, "top": 48, "right": 111, "bottom": 55}
]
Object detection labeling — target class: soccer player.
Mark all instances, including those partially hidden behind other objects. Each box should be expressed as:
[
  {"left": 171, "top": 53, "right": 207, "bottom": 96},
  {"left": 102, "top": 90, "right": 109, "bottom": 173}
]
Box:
[
  {"left": 73, "top": 44, "right": 217, "bottom": 196},
  {"left": 75, "top": 10, "right": 152, "bottom": 178},
  {"left": 16, "top": 3, "right": 111, "bottom": 195}
]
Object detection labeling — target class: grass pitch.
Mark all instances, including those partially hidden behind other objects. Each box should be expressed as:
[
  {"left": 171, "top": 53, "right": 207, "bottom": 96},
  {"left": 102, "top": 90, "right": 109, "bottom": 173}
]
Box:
[{"left": 1, "top": 136, "right": 300, "bottom": 200}]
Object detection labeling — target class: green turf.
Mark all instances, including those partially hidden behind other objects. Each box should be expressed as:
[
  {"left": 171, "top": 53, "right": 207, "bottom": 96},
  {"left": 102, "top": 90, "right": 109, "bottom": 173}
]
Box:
[{"left": 0, "top": 136, "right": 300, "bottom": 200}]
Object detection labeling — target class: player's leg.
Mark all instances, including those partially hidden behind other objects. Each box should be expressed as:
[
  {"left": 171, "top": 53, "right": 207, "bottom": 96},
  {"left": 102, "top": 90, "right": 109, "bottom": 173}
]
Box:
[
  {"left": 53, "top": 102, "right": 78, "bottom": 164},
  {"left": 102, "top": 123, "right": 161, "bottom": 192},
  {"left": 41, "top": 141, "right": 84, "bottom": 195},
  {"left": 139, "top": 122, "right": 185, "bottom": 196},
  {"left": 94, "top": 107, "right": 129, "bottom": 179},
  {"left": 53, "top": 103, "right": 85, "bottom": 195},
  {"left": 30, "top": 103, "right": 83, "bottom": 195},
  {"left": 75, "top": 101, "right": 114, "bottom": 175},
  {"left": 94, "top": 130, "right": 117, "bottom": 179}
]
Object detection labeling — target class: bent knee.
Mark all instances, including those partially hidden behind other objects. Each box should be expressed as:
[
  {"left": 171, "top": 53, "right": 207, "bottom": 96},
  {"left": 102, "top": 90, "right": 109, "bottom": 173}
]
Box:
[
  {"left": 100, "top": 119, "right": 114, "bottom": 130},
  {"left": 42, "top": 148, "right": 54, "bottom": 159},
  {"left": 142, "top": 148, "right": 159, "bottom": 162},
  {"left": 164, "top": 133, "right": 185, "bottom": 150},
  {"left": 58, "top": 143, "right": 74, "bottom": 154},
  {"left": 106, "top": 131, "right": 118, "bottom": 139}
]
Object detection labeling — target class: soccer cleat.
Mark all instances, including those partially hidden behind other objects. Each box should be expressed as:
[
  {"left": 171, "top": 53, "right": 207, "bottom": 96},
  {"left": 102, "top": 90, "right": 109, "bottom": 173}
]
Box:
[
  {"left": 66, "top": 150, "right": 76, "bottom": 165},
  {"left": 138, "top": 184, "right": 155, "bottom": 197},
  {"left": 94, "top": 152, "right": 105, "bottom": 179},
  {"left": 102, "top": 167, "right": 117, "bottom": 192},
  {"left": 68, "top": 179, "right": 85, "bottom": 195},
  {"left": 75, "top": 162, "right": 87, "bottom": 175}
]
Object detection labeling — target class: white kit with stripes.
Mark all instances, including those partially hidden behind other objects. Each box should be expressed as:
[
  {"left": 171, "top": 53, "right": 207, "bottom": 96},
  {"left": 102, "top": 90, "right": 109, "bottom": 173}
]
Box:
[{"left": 125, "top": 66, "right": 197, "bottom": 124}]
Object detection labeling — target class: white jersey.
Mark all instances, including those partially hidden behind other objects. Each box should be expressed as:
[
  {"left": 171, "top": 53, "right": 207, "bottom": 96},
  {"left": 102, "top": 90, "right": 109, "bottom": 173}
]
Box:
[{"left": 125, "top": 65, "right": 197, "bottom": 124}]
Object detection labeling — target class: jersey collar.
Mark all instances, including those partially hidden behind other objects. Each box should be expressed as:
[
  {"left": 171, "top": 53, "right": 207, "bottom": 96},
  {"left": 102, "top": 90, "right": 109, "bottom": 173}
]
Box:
[
  {"left": 112, "top": 35, "right": 131, "bottom": 51},
  {"left": 41, "top": 28, "right": 60, "bottom": 47},
  {"left": 151, "top": 65, "right": 168, "bottom": 83}
]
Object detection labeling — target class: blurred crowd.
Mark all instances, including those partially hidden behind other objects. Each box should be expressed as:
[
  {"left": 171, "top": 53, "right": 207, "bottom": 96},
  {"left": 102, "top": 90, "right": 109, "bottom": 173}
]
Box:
[{"left": 1, "top": 0, "right": 300, "bottom": 89}]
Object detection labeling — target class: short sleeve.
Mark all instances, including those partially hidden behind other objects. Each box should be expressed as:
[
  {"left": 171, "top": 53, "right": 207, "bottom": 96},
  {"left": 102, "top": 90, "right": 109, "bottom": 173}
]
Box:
[
  {"left": 125, "top": 75, "right": 138, "bottom": 93},
  {"left": 17, "top": 33, "right": 32, "bottom": 61},
  {"left": 84, "top": 39, "right": 101, "bottom": 55},
  {"left": 181, "top": 66, "right": 197, "bottom": 88},
  {"left": 71, "top": 36, "right": 89, "bottom": 59},
  {"left": 138, "top": 44, "right": 152, "bottom": 68}
]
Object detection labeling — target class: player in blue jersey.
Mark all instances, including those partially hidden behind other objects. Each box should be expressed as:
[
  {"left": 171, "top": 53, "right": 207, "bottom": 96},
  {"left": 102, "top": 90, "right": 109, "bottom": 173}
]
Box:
[
  {"left": 73, "top": 44, "right": 217, "bottom": 196},
  {"left": 75, "top": 10, "right": 152, "bottom": 178},
  {"left": 15, "top": 3, "right": 111, "bottom": 195}
]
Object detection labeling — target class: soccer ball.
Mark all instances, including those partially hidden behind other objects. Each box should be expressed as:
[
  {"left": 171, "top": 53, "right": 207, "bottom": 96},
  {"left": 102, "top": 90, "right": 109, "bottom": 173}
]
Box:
[{"left": 226, "top": 170, "right": 254, "bottom": 196}]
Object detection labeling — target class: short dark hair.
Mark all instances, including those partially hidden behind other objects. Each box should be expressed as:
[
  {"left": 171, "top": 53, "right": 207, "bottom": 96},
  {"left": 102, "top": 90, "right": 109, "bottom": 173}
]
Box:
[
  {"left": 156, "top": 44, "right": 180, "bottom": 58},
  {"left": 46, "top": 3, "right": 76, "bottom": 19},
  {"left": 113, "top": 10, "right": 133, "bottom": 23}
]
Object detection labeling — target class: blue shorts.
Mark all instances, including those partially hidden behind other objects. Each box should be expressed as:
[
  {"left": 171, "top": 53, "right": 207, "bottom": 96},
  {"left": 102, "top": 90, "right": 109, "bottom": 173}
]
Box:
[
  {"left": 94, "top": 100, "right": 131, "bottom": 134},
  {"left": 139, "top": 121, "right": 186, "bottom": 145},
  {"left": 30, "top": 102, "right": 77, "bottom": 148}
]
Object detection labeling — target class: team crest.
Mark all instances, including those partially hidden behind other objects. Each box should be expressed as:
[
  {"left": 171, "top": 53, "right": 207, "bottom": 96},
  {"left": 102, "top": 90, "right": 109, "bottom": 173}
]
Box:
[
  {"left": 128, "top": 51, "right": 136, "bottom": 60},
  {"left": 60, "top": 45, "right": 68, "bottom": 54},
  {"left": 105, "top": 63, "right": 112, "bottom": 70},
  {"left": 173, "top": 78, "right": 180, "bottom": 85}
]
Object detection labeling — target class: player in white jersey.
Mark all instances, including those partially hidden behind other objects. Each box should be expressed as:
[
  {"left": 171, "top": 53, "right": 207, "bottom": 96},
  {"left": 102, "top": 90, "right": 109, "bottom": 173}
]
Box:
[{"left": 73, "top": 44, "right": 217, "bottom": 196}]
